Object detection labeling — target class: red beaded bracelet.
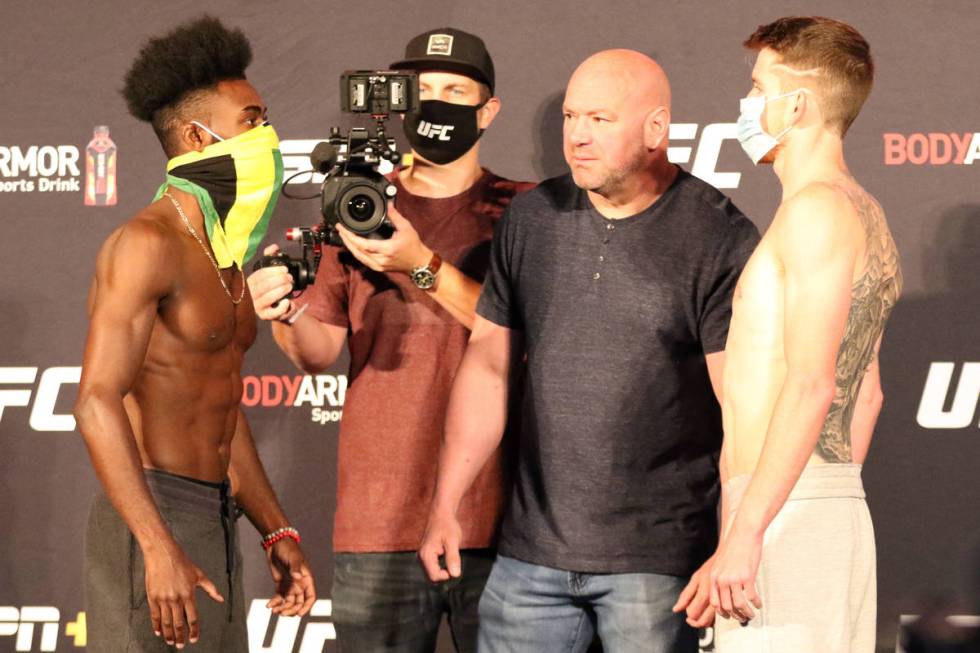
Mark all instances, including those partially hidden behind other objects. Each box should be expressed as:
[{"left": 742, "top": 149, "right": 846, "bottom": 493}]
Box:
[{"left": 261, "top": 526, "right": 301, "bottom": 551}]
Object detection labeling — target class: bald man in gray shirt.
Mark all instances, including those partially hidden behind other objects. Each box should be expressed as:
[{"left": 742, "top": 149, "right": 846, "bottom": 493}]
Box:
[{"left": 418, "top": 49, "right": 758, "bottom": 652}]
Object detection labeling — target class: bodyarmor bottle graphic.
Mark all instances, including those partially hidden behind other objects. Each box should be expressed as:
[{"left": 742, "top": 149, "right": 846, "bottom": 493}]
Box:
[{"left": 84, "top": 125, "right": 117, "bottom": 206}]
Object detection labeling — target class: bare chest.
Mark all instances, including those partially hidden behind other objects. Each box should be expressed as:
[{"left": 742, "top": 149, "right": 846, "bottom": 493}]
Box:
[
  {"left": 157, "top": 249, "right": 257, "bottom": 353},
  {"left": 730, "top": 235, "right": 783, "bottom": 347}
]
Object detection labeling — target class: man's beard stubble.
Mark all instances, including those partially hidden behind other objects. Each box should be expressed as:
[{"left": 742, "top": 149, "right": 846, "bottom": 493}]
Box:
[{"left": 572, "top": 147, "right": 649, "bottom": 199}]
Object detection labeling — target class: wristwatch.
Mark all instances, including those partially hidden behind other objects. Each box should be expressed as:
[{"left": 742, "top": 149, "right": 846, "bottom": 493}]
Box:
[{"left": 410, "top": 252, "right": 442, "bottom": 290}]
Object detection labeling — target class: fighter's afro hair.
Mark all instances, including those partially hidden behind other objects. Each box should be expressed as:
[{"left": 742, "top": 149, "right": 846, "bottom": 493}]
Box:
[{"left": 122, "top": 15, "right": 252, "bottom": 123}]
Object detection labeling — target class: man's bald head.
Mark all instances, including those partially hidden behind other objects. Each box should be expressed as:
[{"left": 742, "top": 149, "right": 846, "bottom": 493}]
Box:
[
  {"left": 569, "top": 49, "right": 671, "bottom": 114},
  {"left": 563, "top": 49, "right": 673, "bottom": 198}
]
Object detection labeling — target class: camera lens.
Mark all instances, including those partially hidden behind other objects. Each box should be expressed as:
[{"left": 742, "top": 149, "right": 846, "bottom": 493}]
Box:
[
  {"left": 346, "top": 194, "right": 376, "bottom": 222},
  {"left": 337, "top": 182, "right": 386, "bottom": 233}
]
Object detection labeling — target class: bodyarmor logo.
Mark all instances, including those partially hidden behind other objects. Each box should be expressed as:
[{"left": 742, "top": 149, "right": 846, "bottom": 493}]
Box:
[
  {"left": 0, "top": 367, "right": 80, "bottom": 432},
  {"left": 667, "top": 123, "right": 741, "bottom": 189},
  {"left": 916, "top": 362, "right": 980, "bottom": 428},
  {"left": 248, "top": 599, "right": 335, "bottom": 652},
  {"left": 240, "top": 374, "right": 347, "bottom": 425},
  {"left": 0, "top": 145, "right": 81, "bottom": 193},
  {"left": 415, "top": 121, "right": 455, "bottom": 141},
  {"left": 884, "top": 132, "right": 980, "bottom": 165}
]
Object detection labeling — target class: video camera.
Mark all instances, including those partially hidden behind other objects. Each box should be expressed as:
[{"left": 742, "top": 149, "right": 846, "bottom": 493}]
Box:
[{"left": 252, "top": 70, "right": 420, "bottom": 292}]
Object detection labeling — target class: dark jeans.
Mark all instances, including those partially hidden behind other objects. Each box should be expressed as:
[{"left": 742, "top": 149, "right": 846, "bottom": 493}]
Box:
[
  {"left": 477, "top": 555, "right": 697, "bottom": 653},
  {"left": 332, "top": 550, "right": 495, "bottom": 653}
]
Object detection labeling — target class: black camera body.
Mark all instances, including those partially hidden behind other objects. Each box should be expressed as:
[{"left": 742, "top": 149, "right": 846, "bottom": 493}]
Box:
[
  {"left": 318, "top": 126, "right": 398, "bottom": 240},
  {"left": 260, "top": 70, "right": 420, "bottom": 297},
  {"left": 316, "top": 71, "right": 420, "bottom": 240}
]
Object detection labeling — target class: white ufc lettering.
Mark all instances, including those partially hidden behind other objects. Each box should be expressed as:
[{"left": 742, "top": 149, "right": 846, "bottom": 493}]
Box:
[
  {"left": 916, "top": 362, "right": 980, "bottom": 429},
  {"left": 247, "top": 599, "right": 335, "bottom": 652},
  {"left": 0, "top": 366, "right": 81, "bottom": 431},
  {"left": 0, "top": 368, "right": 36, "bottom": 421},
  {"left": 416, "top": 121, "right": 454, "bottom": 141},
  {"left": 667, "top": 123, "right": 741, "bottom": 189},
  {"left": 30, "top": 367, "right": 81, "bottom": 431}
]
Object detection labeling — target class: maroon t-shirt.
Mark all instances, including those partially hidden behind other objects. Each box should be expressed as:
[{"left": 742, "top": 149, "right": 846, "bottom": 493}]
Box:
[{"left": 296, "top": 169, "right": 534, "bottom": 552}]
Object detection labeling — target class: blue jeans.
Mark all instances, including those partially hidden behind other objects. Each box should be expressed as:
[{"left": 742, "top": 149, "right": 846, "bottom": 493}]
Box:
[
  {"left": 477, "top": 555, "right": 697, "bottom": 653},
  {"left": 332, "top": 550, "right": 495, "bottom": 653}
]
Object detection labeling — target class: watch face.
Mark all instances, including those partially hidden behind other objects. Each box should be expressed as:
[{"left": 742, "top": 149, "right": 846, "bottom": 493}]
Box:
[{"left": 413, "top": 269, "right": 436, "bottom": 289}]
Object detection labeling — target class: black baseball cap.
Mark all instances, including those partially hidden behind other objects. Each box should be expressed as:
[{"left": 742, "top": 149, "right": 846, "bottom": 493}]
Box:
[{"left": 391, "top": 27, "right": 495, "bottom": 95}]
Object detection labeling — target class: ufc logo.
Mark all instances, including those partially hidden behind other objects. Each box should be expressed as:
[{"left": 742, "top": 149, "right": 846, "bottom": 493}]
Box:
[
  {"left": 667, "top": 123, "right": 741, "bottom": 189},
  {"left": 247, "top": 599, "right": 335, "bottom": 652},
  {"left": 0, "top": 366, "right": 80, "bottom": 432},
  {"left": 0, "top": 607, "right": 60, "bottom": 652},
  {"left": 416, "top": 121, "right": 454, "bottom": 141},
  {"left": 916, "top": 362, "right": 980, "bottom": 429}
]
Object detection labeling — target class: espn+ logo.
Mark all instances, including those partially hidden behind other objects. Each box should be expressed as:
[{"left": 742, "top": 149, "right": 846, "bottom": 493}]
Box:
[
  {"left": 0, "top": 607, "right": 85, "bottom": 651},
  {"left": 0, "top": 602, "right": 337, "bottom": 652},
  {"left": 883, "top": 132, "right": 980, "bottom": 165}
]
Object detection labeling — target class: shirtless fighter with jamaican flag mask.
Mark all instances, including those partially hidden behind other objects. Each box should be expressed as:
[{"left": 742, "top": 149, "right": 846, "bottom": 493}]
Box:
[
  {"left": 75, "top": 16, "right": 314, "bottom": 652},
  {"left": 153, "top": 117, "right": 283, "bottom": 271}
]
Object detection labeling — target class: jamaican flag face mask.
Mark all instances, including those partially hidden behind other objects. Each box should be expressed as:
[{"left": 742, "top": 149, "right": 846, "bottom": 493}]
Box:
[{"left": 153, "top": 123, "right": 283, "bottom": 269}]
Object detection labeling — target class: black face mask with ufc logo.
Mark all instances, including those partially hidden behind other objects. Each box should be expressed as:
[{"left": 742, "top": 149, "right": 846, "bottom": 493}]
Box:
[{"left": 403, "top": 99, "right": 486, "bottom": 165}]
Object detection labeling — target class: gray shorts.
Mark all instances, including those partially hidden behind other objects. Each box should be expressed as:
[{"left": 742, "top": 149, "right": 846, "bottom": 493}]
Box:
[
  {"left": 84, "top": 469, "right": 246, "bottom": 652},
  {"left": 715, "top": 463, "right": 876, "bottom": 653}
]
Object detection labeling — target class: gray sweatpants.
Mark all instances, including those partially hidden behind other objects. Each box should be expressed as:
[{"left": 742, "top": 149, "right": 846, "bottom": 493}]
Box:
[
  {"left": 84, "top": 469, "right": 247, "bottom": 652},
  {"left": 715, "top": 463, "right": 876, "bottom": 653}
]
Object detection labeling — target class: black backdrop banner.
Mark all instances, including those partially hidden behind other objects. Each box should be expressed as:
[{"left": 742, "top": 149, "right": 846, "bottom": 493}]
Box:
[{"left": 1, "top": 1, "right": 978, "bottom": 652}]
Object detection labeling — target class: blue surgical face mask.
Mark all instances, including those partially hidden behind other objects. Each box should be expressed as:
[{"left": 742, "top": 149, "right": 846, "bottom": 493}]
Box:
[{"left": 736, "top": 89, "right": 808, "bottom": 165}]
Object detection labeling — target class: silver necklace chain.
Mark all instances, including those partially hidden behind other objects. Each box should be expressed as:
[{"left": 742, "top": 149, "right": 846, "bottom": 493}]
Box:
[{"left": 164, "top": 191, "right": 245, "bottom": 305}]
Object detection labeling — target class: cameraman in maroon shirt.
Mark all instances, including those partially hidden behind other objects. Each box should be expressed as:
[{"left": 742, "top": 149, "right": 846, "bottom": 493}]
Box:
[{"left": 247, "top": 27, "right": 532, "bottom": 653}]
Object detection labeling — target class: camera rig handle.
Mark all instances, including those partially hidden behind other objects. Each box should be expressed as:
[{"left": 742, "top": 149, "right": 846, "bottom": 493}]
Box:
[{"left": 285, "top": 225, "right": 327, "bottom": 277}]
